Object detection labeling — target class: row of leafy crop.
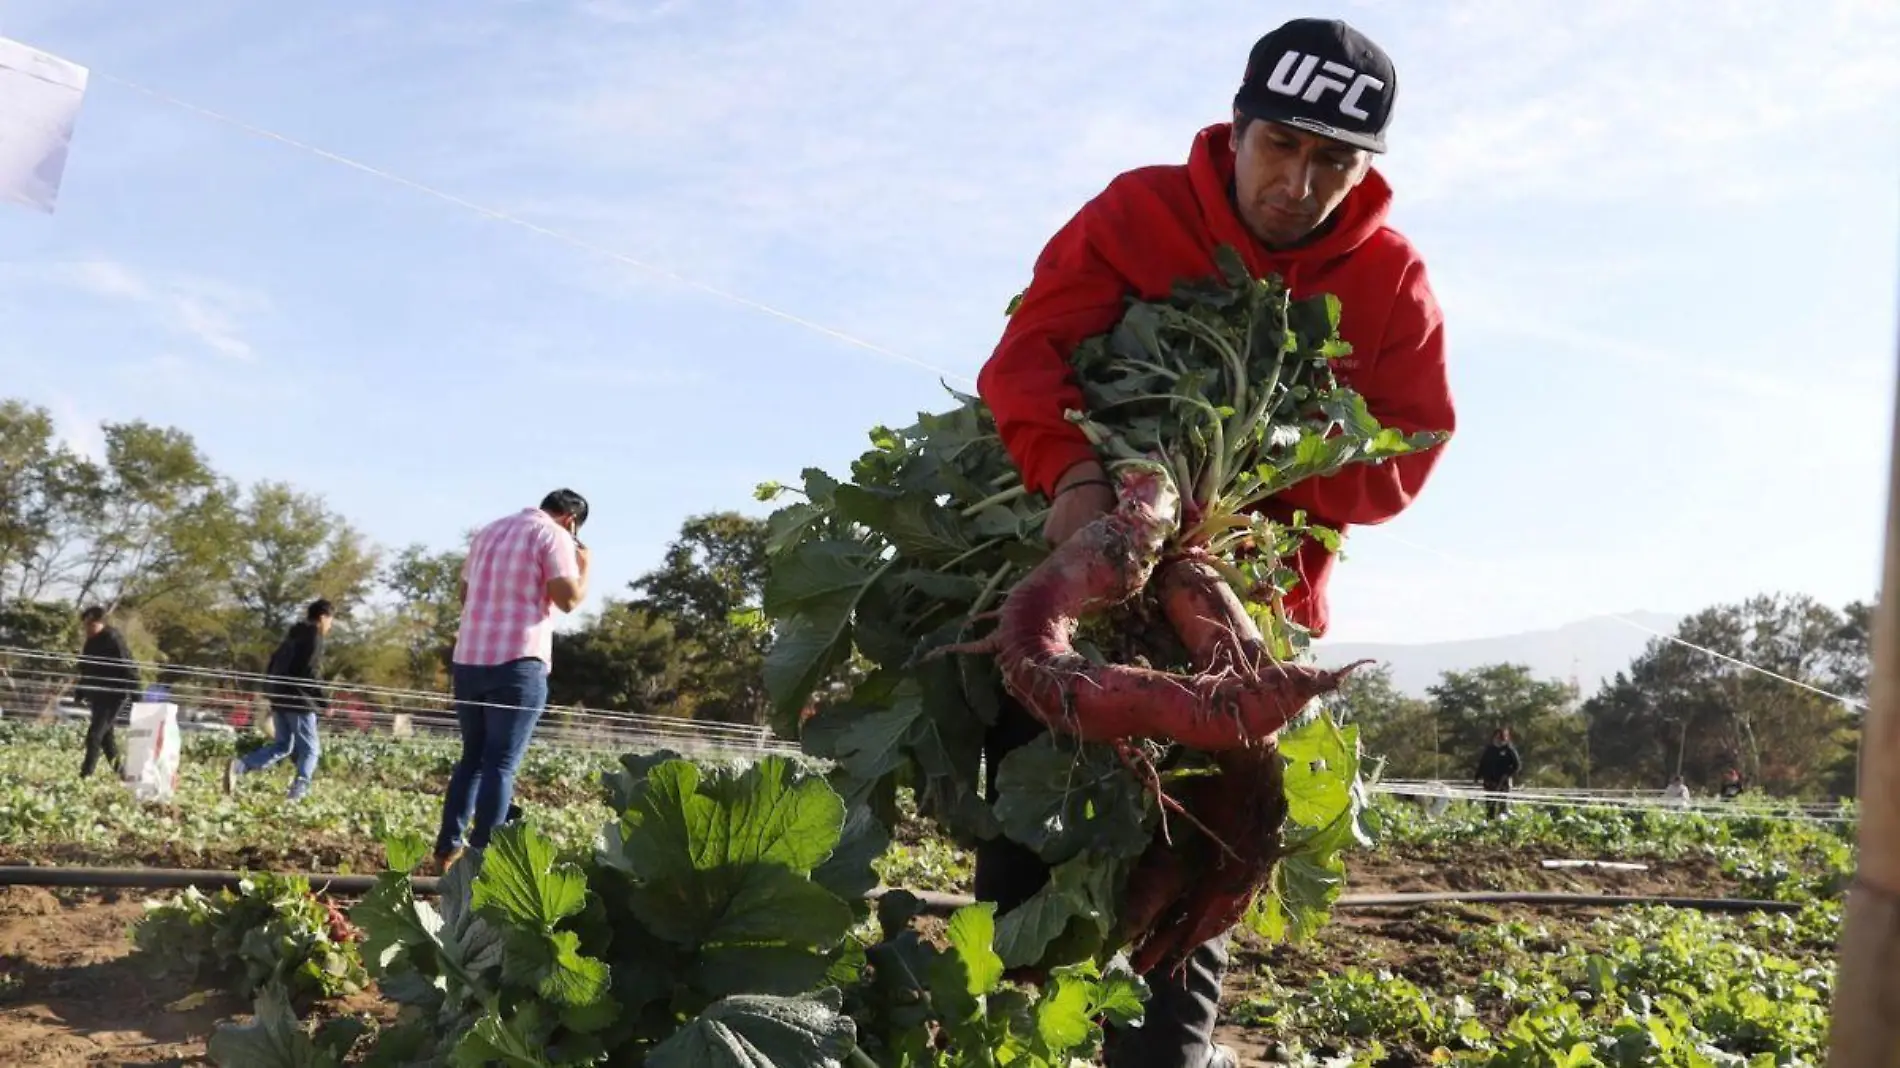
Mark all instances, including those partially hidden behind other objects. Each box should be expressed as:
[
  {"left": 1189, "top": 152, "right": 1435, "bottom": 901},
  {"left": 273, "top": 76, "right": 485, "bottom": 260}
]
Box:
[
  {"left": 1, "top": 721, "right": 967, "bottom": 905},
  {"left": 131, "top": 785, "right": 1850, "bottom": 1068},
  {"left": 1369, "top": 799, "right": 1857, "bottom": 903},
  {"left": 6, "top": 719, "right": 620, "bottom": 793},
  {"left": 1233, "top": 903, "right": 1838, "bottom": 1066},
  {"left": 5, "top": 717, "right": 1851, "bottom": 912},
  {"left": 0, "top": 721, "right": 609, "bottom": 866}
]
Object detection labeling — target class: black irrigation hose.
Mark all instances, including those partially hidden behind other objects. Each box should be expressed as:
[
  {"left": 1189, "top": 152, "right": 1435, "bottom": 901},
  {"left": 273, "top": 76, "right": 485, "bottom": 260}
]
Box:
[
  {"left": 1334, "top": 890, "right": 1803, "bottom": 914},
  {"left": 0, "top": 866, "right": 1804, "bottom": 915},
  {"left": 0, "top": 865, "right": 428, "bottom": 897}
]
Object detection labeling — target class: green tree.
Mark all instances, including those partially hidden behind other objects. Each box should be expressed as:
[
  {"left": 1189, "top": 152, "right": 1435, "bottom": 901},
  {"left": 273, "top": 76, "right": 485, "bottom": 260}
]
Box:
[
  {"left": 630, "top": 512, "right": 770, "bottom": 725},
  {"left": 1428, "top": 664, "right": 1583, "bottom": 788},
  {"left": 1827, "top": 598, "right": 1876, "bottom": 702},
  {"left": 1333, "top": 664, "right": 1439, "bottom": 779},
  {"left": 0, "top": 400, "right": 99, "bottom": 602},
  {"left": 66, "top": 421, "right": 231, "bottom": 611},
  {"left": 382, "top": 542, "right": 468, "bottom": 691},
  {"left": 1583, "top": 593, "right": 1859, "bottom": 797},
  {"left": 549, "top": 600, "right": 687, "bottom": 716},
  {"left": 224, "top": 482, "right": 381, "bottom": 667},
  {"left": 0, "top": 598, "right": 79, "bottom": 715}
]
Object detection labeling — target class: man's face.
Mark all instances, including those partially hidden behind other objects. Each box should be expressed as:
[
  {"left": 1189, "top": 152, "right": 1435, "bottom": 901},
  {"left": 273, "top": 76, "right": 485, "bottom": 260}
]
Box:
[
  {"left": 1230, "top": 116, "right": 1372, "bottom": 249},
  {"left": 316, "top": 614, "right": 334, "bottom": 637},
  {"left": 82, "top": 619, "right": 103, "bottom": 637}
]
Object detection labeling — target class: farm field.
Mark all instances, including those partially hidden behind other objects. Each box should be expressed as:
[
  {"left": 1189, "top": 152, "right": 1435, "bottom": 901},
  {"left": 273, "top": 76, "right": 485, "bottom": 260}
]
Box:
[{"left": 0, "top": 722, "right": 1851, "bottom": 1066}]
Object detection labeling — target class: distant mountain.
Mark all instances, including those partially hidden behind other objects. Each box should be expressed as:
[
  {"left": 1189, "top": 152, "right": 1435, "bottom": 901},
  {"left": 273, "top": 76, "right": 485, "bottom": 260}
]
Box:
[{"left": 1311, "top": 611, "right": 1685, "bottom": 698}]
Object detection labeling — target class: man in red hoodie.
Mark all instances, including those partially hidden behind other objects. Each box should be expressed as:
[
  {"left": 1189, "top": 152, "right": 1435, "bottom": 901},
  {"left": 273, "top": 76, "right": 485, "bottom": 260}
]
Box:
[{"left": 974, "top": 18, "right": 1455, "bottom": 1068}]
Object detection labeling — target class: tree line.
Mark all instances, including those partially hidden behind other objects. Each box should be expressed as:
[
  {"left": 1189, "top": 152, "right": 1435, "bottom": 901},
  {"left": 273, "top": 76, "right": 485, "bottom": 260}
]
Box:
[
  {"left": 0, "top": 398, "right": 773, "bottom": 724},
  {"left": 0, "top": 397, "right": 1877, "bottom": 793},
  {"left": 1339, "top": 593, "right": 1874, "bottom": 799}
]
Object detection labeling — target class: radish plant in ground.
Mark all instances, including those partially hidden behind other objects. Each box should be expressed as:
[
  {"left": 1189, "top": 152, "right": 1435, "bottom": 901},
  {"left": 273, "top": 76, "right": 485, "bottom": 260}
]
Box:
[
  {"left": 129, "top": 871, "right": 367, "bottom": 1009},
  {"left": 758, "top": 247, "right": 1446, "bottom": 973}
]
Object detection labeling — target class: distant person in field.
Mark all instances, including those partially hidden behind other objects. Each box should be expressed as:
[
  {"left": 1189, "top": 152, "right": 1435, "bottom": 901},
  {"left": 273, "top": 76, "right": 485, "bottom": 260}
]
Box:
[
  {"left": 1719, "top": 767, "right": 1745, "bottom": 800},
  {"left": 971, "top": 18, "right": 1454, "bottom": 1068},
  {"left": 224, "top": 599, "right": 334, "bottom": 801},
  {"left": 431, "top": 489, "right": 591, "bottom": 875},
  {"left": 1663, "top": 774, "right": 1692, "bottom": 809},
  {"left": 75, "top": 605, "right": 139, "bottom": 779},
  {"left": 1474, "top": 726, "right": 1522, "bottom": 819}
]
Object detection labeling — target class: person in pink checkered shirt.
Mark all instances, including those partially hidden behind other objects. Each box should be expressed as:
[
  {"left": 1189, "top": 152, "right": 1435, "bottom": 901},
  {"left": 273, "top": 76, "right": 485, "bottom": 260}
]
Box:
[{"left": 432, "top": 489, "right": 592, "bottom": 874}]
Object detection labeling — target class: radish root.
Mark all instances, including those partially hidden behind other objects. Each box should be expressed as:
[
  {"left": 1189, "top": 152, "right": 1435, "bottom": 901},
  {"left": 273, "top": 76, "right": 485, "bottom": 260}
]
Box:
[{"left": 937, "top": 468, "right": 1368, "bottom": 750}]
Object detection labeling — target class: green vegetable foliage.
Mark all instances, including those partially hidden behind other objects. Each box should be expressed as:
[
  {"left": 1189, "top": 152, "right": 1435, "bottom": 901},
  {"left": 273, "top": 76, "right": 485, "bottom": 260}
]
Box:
[
  {"left": 759, "top": 248, "right": 1446, "bottom": 970},
  {"left": 130, "top": 872, "right": 367, "bottom": 1009}
]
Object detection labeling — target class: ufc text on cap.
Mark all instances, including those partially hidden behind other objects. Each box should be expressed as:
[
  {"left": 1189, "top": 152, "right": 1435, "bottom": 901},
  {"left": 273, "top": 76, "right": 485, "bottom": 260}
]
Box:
[
  {"left": 1236, "top": 19, "right": 1397, "bottom": 153},
  {"left": 1262, "top": 53, "right": 1385, "bottom": 122}
]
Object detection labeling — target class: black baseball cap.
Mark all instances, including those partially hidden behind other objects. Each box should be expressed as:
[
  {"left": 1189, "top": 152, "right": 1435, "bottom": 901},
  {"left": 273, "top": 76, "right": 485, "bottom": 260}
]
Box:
[{"left": 1234, "top": 19, "right": 1397, "bottom": 154}]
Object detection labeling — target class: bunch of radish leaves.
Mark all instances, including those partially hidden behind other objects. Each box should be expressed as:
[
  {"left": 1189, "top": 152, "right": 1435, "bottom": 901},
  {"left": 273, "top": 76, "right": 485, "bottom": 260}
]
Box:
[
  {"left": 208, "top": 752, "right": 1151, "bottom": 1067},
  {"left": 130, "top": 871, "right": 367, "bottom": 1010},
  {"left": 758, "top": 247, "right": 1445, "bottom": 970}
]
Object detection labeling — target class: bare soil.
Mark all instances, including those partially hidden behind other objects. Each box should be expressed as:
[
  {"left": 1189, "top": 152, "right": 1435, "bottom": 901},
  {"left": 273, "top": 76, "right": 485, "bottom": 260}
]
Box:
[
  {"left": 0, "top": 845, "right": 1749, "bottom": 1066},
  {"left": 0, "top": 884, "right": 229, "bottom": 1066}
]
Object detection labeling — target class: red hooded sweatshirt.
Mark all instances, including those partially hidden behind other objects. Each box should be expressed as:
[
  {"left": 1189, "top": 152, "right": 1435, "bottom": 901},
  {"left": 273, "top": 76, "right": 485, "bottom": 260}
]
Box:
[{"left": 976, "top": 122, "right": 1455, "bottom": 637}]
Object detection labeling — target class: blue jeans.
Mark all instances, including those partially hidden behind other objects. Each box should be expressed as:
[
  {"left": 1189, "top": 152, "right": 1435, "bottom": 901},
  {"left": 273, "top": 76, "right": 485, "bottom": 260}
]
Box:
[
  {"left": 240, "top": 705, "right": 321, "bottom": 789},
  {"left": 434, "top": 658, "right": 548, "bottom": 856}
]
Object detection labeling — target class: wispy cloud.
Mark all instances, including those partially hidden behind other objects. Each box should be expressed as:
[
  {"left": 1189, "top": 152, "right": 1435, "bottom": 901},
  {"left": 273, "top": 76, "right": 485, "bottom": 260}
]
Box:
[
  {"left": 54, "top": 259, "right": 265, "bottom": 360},
  {"left": 1387, "top": 0, "right": 1900, "bottom": 205}
]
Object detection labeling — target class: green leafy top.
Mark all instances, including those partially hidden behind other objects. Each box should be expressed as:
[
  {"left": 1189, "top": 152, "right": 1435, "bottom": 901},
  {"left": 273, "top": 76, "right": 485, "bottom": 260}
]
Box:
[{"left": 759, "top": 252, "right": 1446, "bottom": 970}]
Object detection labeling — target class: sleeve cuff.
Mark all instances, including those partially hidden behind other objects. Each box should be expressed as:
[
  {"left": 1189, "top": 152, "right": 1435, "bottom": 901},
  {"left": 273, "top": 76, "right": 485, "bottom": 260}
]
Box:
[{"left": 1021, "top": 435, "right": 1101, "bottom": 498}]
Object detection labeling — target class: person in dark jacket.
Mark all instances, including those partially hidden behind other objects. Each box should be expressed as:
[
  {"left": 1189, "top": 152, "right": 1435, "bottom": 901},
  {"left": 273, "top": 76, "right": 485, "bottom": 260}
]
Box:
[
  {"left": 224, "top": 599, "right": 333, "bottom": 800},
  {"left": 1474, "top": 726, "right": 1523, "bottom": 819},
  {"left": 76, "top": 605, "right": 139, "bottom": 779}
]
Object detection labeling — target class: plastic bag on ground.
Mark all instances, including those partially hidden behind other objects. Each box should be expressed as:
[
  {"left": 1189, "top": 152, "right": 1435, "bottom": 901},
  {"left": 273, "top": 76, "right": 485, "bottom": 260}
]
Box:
[{"left": 123, "top": 701, "right": 182, "bottom": 802}]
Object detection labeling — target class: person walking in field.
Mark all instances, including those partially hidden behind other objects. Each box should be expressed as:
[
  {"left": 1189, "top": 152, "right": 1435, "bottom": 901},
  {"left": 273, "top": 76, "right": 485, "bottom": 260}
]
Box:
[
  {"left": 75, "top": 605, "right": 139, "bottom": 779},
  {"left": 972, "top": 18, "right": 1455, "bottom": 1068},
  {"left": 1474, "top": 726, "right": 1522, "bottom": 819},
  {"left": 224, "top": 599, "right": 334, "bottom": 801},
  {"left": 431, "top": 489, "right": 591, "bottom": 875}
]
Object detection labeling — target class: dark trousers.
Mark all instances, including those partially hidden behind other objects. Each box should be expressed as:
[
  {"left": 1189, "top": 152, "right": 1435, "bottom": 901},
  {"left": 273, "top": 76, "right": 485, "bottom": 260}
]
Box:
[
  {"left": 435, "top": 658, "right": 548, "bottom": 856},
  {"left": 81, "top": 694, "right": 126, "bottom": 778},
  {"left": 1481, "top": 777, "right": 1512, "bottom": 819},
  {"left": 975, "top": 697, "right": 1226, "bottom": 1068}
]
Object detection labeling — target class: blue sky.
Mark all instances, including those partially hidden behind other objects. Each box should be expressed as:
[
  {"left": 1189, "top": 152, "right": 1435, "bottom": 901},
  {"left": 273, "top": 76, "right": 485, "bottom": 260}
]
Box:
[{"left": 0, "top": 0, "right": 1896, "bottom": 645}]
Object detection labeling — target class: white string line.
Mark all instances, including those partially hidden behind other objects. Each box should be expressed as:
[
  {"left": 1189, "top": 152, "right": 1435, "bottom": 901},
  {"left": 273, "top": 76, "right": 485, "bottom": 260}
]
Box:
[
  {"left": 1373, "top": 783, "right": 1855, "bottom": 825},
  {"left": 1377, "top": 782, "right": 1854, "bottom": 820},
  {"left": 6, "top": 681, "right": 775, "bottom": 748},
  {"left": 8, "top": 685, "right": 803, "bottom": 755},
  {"left": 5, "top": 672, "right": 783, "bottom": 746},
  {"left": 1, "top": 645, "right": 775, "bottom": 737},
  {"left": 1354, "top": 528, "right": 1868, "bottom": 711},
  {"left": 94, "top": 72, "right": 975, "bottom": 387},
  {"left": 2, "top": 642, "right": 756, "bottom": 731},
  {"left": 1377, "top": 781, "right": 1844, "bottom": 817},
  {"left": 3, "top": 684, "right": 801, "bottom": 758},
  {"left": 67, "top": 75, "right": 1857, "bottom": 716},
  {"left": 1377, "top": 778, "right": 1848, "bottom": 814}
]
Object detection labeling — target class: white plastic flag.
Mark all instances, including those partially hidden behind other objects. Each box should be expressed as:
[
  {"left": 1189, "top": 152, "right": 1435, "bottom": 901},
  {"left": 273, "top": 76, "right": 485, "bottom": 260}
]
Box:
[{"left": 0, "top": 35, "right": 88, "bottom": 214}]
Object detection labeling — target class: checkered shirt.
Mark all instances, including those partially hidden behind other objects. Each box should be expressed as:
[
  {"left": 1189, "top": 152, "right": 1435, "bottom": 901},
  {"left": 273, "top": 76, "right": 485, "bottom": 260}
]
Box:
[{"left": 451, "top": 508, "right": 582, "bottom": 669}]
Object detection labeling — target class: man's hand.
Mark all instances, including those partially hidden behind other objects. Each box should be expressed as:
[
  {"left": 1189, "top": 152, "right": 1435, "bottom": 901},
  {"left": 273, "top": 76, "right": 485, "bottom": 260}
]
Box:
[
  {"left": 1044, "top": 461, "right": 1116, "bottom": 546},
  {"left": 576, "top": 542, "right": 592, "bottom": 575}
]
